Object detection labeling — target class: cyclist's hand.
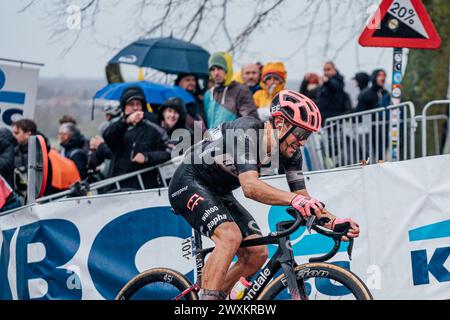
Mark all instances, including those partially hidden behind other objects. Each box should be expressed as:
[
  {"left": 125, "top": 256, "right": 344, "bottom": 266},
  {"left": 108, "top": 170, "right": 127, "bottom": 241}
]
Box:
[
  {"left": 291, "top": 194, "right": 323, "bottom": 218},
  {"left": 332, "top": 218, "right": 360, "bottom": 242}
]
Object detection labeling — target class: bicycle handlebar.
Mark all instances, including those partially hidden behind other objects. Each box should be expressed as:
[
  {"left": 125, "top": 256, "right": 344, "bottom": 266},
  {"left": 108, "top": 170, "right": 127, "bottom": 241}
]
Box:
[
  {"left": 269, "top": 207, "right": 354, "bottom": 263},
  {"left": 268, "top": 207, "right": 303, "bottom": 239}
]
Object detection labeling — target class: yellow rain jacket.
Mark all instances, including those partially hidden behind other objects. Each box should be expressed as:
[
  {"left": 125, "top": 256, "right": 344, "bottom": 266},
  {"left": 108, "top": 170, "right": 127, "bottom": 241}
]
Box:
[{"left": 253, "top": 62, "right": 287, "bottom": 109}]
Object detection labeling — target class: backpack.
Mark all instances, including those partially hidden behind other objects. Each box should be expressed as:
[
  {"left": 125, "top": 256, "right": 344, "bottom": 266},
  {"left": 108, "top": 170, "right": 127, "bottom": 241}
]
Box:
[{"left": 48, "top": 149, "right": 81, "bottom": 189}]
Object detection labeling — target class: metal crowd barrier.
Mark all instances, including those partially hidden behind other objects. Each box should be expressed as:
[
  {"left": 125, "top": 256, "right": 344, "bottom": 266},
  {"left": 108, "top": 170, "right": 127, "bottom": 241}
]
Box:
[
  {"left": 420, "top": 100, "right": 450, "bottom": 157},
  {"left": 36, "top": 156, "right": 184, "bottom": 203},
  {"left": 320, "top": 102, "right": 417, "bottom": 169}
]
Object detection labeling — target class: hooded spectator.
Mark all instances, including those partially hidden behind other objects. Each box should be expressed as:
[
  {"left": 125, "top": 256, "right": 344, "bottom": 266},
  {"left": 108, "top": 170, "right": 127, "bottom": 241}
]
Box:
[
  {"left": 253, "top": 62, "right": 287, "bottom": 121},
  {"left": 158, "top": 97, "right": 188, "bottom": 136},
  {"left": 317, "top": 61, "right": 349, "bottom": 124},
  {"left": 174, "top": 73, "right": 206, "bottom": 133},
  {"left": 103, "top": 86, "right": 171, "bottom": 190},
  {"left": 58, "top": 123, "right": 89, "bottom": 179},
  {"left": 353, "top": 72, "right": 371, "bottom": 92},
  {"left": 356, "top": 69, "right": 391, "bottom": 112},
  {"left": 299, "top": 72, "right": 320, "bottom": 103},
  {"left": 158, "top": 97, "right": 194, "bottom": 150},
  {"left": 203, "top": 52, "right": 259, "bottom": 129}
]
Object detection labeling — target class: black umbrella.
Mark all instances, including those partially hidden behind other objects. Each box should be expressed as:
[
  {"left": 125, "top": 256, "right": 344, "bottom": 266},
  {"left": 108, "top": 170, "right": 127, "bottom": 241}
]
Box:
[{"left": 108, "top": 37, "right": 210, "bottom": 77}]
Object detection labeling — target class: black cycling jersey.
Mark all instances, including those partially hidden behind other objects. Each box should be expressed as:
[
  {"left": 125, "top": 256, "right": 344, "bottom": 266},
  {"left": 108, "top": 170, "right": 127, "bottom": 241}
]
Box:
[
  {"left": 169, "top": 116, "right": 306, "bottom": 238},
  {"left": 184, "top": 116, "right": 305, "bottom": 194}
]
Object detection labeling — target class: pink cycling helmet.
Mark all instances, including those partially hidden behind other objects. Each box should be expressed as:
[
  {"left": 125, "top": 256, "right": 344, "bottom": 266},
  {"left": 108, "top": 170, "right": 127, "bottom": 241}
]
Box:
[{"left": 270, "top": 90, "right": 322, "bottom": 133}]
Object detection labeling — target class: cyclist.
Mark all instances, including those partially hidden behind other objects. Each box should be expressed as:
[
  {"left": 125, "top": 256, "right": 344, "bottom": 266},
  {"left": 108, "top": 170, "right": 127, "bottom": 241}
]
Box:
[{"left": 169, "top": 90, "right": 360, "bottom": 300}]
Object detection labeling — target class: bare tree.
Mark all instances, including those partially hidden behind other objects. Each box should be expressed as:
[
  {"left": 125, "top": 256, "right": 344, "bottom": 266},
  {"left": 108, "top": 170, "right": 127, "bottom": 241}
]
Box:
[{"left": 20, "top": 0, "right": 374, "bottom": 63}]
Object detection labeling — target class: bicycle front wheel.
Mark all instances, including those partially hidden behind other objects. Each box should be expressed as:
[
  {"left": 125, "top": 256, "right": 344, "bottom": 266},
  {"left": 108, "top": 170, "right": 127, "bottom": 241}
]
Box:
[
  {"left": 259, "top": 263, "right": 373, "bottom": 300},
  {"left": 115, "top": 268, "right": 198, "bottom": 300}
]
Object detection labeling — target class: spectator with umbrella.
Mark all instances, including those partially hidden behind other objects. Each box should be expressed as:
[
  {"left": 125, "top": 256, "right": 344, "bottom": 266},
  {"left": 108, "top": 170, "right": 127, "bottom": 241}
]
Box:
[
  {"left": 175, "top": 73, "right": 206, "bottom": 133},
  {"left": 108, "top": 37, "right": 210, "bottom": 81},
  {"left": 103, "top": 86, "right": 171, "bottom": 190}
]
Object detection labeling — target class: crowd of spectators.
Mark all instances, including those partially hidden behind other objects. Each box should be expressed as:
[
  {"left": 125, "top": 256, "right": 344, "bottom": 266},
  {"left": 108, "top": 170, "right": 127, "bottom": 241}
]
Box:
[{"left": 0, "top": 51, "right": 391, "bottom": 212}]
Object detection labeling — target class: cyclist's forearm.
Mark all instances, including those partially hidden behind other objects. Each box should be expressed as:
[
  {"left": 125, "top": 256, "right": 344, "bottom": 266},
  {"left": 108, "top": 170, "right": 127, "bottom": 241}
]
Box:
[{"left": 242, "top": 179, "right": 295, "bottom": 206}]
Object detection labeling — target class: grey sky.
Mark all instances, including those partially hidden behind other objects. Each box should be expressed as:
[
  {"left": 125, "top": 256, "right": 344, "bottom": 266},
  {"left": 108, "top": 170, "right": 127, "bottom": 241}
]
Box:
[{"left": 0, "top": 0, "right": 395, "bottom": 84}]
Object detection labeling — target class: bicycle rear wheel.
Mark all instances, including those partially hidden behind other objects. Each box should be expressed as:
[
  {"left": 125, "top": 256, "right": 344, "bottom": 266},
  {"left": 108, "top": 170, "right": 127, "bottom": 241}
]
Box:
[
  {"left": 115, "top": 268, "right": 198, "bottom": 300},
  {"left": 259, "top": 262, "right": 372, "bottom": 300}
]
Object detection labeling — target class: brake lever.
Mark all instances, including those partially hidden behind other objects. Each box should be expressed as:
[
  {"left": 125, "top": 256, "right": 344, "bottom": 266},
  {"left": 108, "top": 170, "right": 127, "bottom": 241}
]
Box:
[
  {"left": 306, "top": 215, "right": 316, "bottom": 234},
  {"left": 347, "top": 238, "right": 354, "bottom": 261}
]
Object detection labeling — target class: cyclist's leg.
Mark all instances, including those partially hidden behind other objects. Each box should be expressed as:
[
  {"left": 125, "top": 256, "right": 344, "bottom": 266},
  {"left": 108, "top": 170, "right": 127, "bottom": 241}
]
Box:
[
  {"left": 221, "top": 197, "right": 269, "bottom": 294},
  {"left": 169, "top": 166, "right": 241, "bottom": 299},
  {"left": 203, "top": 222, "right": 242, "bottom": 292}
]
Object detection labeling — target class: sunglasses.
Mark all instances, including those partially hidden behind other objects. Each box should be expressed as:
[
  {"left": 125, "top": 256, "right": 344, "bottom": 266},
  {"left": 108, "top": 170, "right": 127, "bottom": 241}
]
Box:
[{"left": 290, "top": 126, "right": 312, "bottom": 141}]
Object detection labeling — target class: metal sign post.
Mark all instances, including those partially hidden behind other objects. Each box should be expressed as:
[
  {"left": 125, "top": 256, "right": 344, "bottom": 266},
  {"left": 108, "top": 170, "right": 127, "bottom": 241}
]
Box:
[
  {"left": 359, "top": 0, "right": 442, "bottom": 161},
  {"left": 390, "top": 48, "right": 404, "bottom": 161}
]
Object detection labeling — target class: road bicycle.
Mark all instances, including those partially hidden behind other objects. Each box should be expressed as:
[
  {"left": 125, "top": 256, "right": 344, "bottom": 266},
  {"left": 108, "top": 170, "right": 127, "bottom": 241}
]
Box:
[{"left": 115, "top": 207, "right": 373, "bottom": 300}]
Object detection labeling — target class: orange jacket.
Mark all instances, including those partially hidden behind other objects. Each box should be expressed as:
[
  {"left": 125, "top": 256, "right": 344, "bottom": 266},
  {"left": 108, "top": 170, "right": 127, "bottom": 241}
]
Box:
[{"left": 48, "top": 149, "right": 81, "bottom": 189}]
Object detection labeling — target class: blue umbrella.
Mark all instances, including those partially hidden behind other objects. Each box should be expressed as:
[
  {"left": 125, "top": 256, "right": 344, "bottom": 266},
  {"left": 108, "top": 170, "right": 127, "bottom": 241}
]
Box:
[
  {"left": 91, "top": 81, "right": 195, "bottom": 119},
  {"left": 94, "top": 81, "right": 195, "bottom": 105},
  {"left": 108, "top": 37, "right": 210, "bottom": 77}
]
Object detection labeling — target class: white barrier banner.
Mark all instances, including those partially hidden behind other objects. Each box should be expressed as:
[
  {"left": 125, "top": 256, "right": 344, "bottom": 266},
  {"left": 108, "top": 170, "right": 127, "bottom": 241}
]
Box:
[
  {"left": 0, "top": 155, "right": 449, "bottom": 299},
  {"left": 305, "top": 154, "right": 450, "bottom": 299},
  {"left": 0, "top": 63, "right": 39, "bottom": 128}
]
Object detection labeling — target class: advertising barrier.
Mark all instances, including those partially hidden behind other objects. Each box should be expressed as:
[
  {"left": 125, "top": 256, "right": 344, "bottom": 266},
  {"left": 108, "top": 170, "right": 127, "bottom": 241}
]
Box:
[
  {"left": 0, "top": 62, "right": 39, "bottom": 128},
  {"left": 1, "top": 155, "right": 449, "bottom": 299}
]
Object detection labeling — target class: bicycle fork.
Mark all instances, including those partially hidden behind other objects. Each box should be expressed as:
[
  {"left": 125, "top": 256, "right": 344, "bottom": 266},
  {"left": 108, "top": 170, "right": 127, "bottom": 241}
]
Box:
[{"left": 277, "top": 220, "right": 308, "bottom": 300}]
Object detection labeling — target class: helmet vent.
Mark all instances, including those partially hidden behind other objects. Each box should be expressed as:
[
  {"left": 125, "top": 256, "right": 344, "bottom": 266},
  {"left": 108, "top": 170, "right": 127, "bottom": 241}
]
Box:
[
  {"left": 299, "top": 107, "right": 308, "bottom": 121},
  {"left": 285, "top": 96, "right": 299, "bottom": 104},
  {"left": 305, "top": 101, "right": 315, "bottom": 112},
  {"left": 284, "top": 107, "right": 295, "bottom": 118}
]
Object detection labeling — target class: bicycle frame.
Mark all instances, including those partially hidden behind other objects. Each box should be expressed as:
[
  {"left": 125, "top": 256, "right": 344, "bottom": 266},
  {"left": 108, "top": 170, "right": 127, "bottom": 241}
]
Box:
[{"left": 175, "top": 219, "right": 308, "bottom": 300}]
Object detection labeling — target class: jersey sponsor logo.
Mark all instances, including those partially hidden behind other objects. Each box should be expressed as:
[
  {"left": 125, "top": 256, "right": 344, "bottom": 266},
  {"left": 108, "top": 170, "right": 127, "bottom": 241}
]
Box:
[
  {"left": 171, "top": 186, "right": 188, "bottom": 198},
  {"left": 202, "top": 206, "right": 219, "bottom": 222},
  {"left": 206, "top": 214, "right": 228, "bottom": 231},
  {"left": 186, "top": 194, "right": 204, "bottom": 212}
]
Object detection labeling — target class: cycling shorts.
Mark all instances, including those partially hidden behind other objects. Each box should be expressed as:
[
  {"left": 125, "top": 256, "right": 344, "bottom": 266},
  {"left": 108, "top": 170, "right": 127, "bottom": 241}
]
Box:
[{"left": 168, "top": 163, "right": 262, "bottom": 238}]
